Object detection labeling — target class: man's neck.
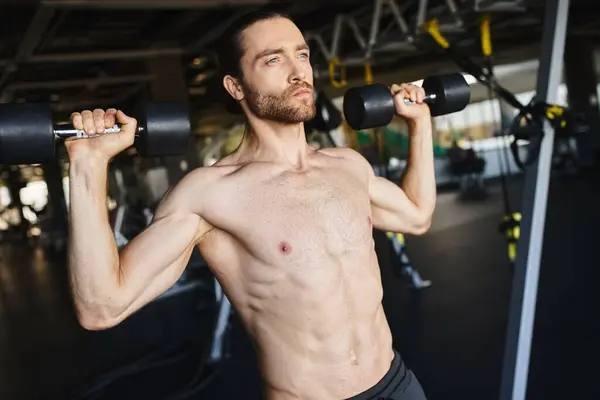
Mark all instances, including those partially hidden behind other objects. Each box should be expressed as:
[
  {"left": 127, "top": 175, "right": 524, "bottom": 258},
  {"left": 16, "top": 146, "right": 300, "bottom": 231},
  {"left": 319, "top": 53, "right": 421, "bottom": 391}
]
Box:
[{"left": 237, "top": 118, "right": 311, "bottom": 168}]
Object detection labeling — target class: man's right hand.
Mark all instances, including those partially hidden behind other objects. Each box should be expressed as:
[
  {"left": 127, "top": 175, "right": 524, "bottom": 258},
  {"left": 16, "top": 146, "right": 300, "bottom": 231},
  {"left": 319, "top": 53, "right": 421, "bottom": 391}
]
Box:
[{"left": 65, "top": 108, "right": 137, "bottom": 163}]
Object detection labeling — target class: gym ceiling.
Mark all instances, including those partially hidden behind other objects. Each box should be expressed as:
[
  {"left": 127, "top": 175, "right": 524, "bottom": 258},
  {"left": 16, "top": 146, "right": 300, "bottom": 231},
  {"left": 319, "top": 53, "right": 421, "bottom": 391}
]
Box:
[{"left": 0, "top": 0, "right": 599, "bottom": 136}]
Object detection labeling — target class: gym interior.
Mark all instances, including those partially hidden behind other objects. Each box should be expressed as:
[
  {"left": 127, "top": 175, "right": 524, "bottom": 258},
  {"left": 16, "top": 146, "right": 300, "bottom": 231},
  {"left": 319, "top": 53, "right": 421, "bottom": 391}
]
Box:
[{"left": 1, "top": 0, "right": 599, "bottom": 399}]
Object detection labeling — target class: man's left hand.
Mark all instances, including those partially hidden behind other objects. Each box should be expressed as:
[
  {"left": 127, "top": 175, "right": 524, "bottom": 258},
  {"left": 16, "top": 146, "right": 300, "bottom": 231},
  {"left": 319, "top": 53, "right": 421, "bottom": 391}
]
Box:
[{"left": 391, "top": 83, "right": 431, "bottom": 122}]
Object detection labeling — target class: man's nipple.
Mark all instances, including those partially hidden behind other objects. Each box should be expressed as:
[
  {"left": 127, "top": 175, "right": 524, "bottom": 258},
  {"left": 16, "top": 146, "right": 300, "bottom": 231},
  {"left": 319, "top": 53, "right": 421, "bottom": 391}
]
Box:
[{"left": 279, "top": 241, "right": 293, "bottom": 254}]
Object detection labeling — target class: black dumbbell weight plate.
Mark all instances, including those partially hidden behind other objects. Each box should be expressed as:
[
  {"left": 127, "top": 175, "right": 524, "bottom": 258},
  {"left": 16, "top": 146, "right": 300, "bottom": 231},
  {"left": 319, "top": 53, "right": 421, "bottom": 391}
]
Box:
[
  {"left": 343, "top": 83, "right": 396, "bottom": 131},
  {"left": 422, "top": 73, "right": 471, "bottom": 116},
  {"left": 0, "top": 103, "right": 55, "bottom": 165},
  {"left": 135, "top": 101, "right": 191, "bottom": 158}
]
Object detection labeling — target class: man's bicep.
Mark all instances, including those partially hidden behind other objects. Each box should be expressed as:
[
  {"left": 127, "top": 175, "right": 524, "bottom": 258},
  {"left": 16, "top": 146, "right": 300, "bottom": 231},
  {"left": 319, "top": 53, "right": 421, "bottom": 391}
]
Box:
[
  {"left": 369, "top": 176, "right": 422, "bottom": 233},
  {"left": 113, "top": 172, "right": 213, "bottom": 321},
  {"left": 112, "top": 237, "right": 199, "bottom": 324},
  {"left": 338, "top": 148, "right": 420, "bottom": 232},
  {"left": 338, "top": 147, "right": 429, "bottom": 234}
]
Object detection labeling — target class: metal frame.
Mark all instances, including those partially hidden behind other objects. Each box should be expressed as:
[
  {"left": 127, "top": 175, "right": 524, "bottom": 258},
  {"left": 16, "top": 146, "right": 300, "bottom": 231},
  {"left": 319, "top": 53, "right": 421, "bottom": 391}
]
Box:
[
  {"left": 0, "top": 47, "right": 182, "bottom": 66},
  {"left": 0, "top": 0, "right": 543, "bottom": 104},
  {"left": 0, "top": 6, "right": 56, "bottom": 95},
  {"left": 475, "top": 0, "right": 527, "bottom": 13},
  {"left": 305, "top": 0, "right": 448, "bottom": 66},
  {"left": 499, "top": 1, "right": 570, "bottom": 399},
  {"left": 6, "top": 74, "right": 155, "bottom": 91},
  {"left": 304, "top": 0, "right": 477, "bottom": 75}
]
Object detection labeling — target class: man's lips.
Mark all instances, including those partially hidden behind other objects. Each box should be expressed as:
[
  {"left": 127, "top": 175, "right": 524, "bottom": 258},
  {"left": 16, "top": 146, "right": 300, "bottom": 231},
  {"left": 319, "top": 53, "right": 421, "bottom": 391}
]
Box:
[{"left": 293, "top": 89, "right": 312, "bottom": 97}]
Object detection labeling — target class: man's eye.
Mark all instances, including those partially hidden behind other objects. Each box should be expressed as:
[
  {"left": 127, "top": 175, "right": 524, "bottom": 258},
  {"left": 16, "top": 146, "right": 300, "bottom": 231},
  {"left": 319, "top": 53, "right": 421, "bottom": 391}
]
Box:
[
  {"left": 267, "top": 57, "right": 278, "bottom": 64},
  {"left": 299, "top": 52, "right": 309, "bottom": 58}
]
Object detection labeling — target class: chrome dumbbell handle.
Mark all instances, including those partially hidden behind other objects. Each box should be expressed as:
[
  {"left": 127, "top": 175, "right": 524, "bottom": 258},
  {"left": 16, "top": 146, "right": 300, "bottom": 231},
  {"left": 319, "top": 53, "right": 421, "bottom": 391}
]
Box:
[{"left": 53, "top": 124, "right": 144, "bottom": 139}]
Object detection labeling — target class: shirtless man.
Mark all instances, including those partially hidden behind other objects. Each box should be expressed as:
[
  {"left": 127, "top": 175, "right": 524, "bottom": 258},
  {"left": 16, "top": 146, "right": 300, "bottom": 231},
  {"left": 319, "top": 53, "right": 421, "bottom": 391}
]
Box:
[{"left": 66, "top": 10, "right": 435, "bottom": 400}]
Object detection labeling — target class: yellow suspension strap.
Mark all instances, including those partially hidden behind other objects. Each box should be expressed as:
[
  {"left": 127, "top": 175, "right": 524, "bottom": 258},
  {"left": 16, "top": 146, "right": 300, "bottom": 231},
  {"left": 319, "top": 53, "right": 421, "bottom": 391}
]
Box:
[
  {"left": 386, "top": 231, "right": 405, "bottom": 244},
  {"left": 480, "top": 13, "right": 520, "bottom": 263},
  {"left": 479, "top": 13, "right": 492, "bottom": 59},
  {"left": 545, "top": 104, "right": 567, "bottom": 129},
  {"left": 479, "top": 13, "right": 495, "bottom": 87},
  {"left": 481, "top": 16, "right": 570, "bottom": 137},
  {"left": 328, "top": 56, "right": 347, "bottom": 88},
  {"left": 423, "top": 19, "right": 450, "bottom": 50},
  {"left": 424, "top": 18, "right": 524, "bottom": 111},
  {"left": 364, "top": 59, "right": 374, "bottom": 85},
  {"left": 499, "top": 212, "right": 522, "bottom": 263}
]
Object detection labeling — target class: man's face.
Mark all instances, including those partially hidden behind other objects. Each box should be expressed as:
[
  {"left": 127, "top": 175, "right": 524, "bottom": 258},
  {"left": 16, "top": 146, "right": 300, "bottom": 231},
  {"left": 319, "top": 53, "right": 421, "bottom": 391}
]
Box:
[{"left": 236, "top": 17, "right": 316, "bottom": 123}]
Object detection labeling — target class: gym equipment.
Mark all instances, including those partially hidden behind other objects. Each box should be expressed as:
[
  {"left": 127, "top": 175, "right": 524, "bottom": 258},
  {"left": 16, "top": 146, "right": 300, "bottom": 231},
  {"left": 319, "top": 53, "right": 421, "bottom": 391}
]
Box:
[
  {"left": 312, "top": 91, "right": 342, "bottom": 133},
  {"left": 499, "top": 2, "right": 570, "bottom": 400},
  {"left": 498, "top": 212, "right": 521, "bottom": 264},
  {"left": 424, "top": 17, "right": 588, "bottom": 173},
  {"left": 0, "top": 101, "right": 190, "bottom": 165},
  {"left": 508, "top": 103, "right": 588, "bottom": 170},
  {"left": 328, "top": 56, "right": 347, "bottom": 88},
  {"left": 421, "top": 10, "right": 579, "bottom": 399},
  {"left": 386, "top": 231, "right": 432, "bottom": 291},
  {"left": 342, "top": 73, "right": 471, "bottom": 131}
]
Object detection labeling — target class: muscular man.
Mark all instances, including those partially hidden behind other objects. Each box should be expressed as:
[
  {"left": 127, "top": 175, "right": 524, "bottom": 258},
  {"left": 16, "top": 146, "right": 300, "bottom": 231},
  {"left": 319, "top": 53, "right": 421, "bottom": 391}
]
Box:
[{"left": 66, "top": 11, "right": 436, "bottom": 400}]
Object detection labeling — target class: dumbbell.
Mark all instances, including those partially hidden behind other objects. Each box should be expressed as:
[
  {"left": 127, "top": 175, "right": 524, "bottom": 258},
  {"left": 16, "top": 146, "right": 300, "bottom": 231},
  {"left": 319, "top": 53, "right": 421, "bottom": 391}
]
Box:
[
  {"left": 0, "top": 101, "right": 191, "bottom": 165},
  {"left": 343, "top": 73, "right": 471, "bottom": 131}
]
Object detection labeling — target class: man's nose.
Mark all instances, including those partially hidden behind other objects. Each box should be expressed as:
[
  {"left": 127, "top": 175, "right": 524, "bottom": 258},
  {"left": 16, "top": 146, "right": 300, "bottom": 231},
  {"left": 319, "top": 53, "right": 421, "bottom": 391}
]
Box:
[{"left": 289, "top": 60, "right": 306, "bottom": 83}]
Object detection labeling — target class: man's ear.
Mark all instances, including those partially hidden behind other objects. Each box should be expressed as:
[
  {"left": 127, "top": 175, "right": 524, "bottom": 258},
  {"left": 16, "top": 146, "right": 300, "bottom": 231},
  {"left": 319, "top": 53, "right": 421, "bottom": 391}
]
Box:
[{"left": 223, "top": 75, "right": 244, "bottom": 101}]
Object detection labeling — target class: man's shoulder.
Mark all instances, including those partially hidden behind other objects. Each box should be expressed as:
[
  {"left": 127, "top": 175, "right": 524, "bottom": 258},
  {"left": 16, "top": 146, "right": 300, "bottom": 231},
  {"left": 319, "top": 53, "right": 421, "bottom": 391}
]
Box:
[
  {"left": 177, "top": 165, "right": 233, "bottom": 188},
  {"left": 180, "top": 155, "right": 244, "bottom": 185},
  {"left": 161, "top": 164, "right": 234, "bottom": 204},
  {"left": 318, "top": 146, "right": 372, "bottom": 170},
  {"left": 158, "top": 163, "right": 241, "bottom": 216},
  {"left": 319, "top": 146, "right": 364, "bottom": 160},
  {"left": 174, "top": 155, "right": 266, "bottom": 197}
]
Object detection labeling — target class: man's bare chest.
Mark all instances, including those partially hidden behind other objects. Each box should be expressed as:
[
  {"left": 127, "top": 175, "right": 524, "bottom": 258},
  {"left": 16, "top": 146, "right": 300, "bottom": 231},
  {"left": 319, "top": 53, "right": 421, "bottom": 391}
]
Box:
[{"left": 202, "top": 166, "right": 373, "bottom": 262}]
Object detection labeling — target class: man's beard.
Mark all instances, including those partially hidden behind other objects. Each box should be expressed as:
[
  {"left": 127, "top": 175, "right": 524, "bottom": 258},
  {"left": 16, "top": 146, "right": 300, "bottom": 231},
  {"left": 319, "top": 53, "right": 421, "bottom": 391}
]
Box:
[{"left": 242, "top": 80, "right": 316, "bottom": 124}]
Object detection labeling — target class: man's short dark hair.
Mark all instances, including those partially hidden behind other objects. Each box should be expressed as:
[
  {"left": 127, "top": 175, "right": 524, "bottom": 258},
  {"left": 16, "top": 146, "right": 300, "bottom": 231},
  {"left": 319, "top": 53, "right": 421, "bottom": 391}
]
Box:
[
  {"left": 215, "top": 9, "right": 291, "bottom": 114},
  {"left": 216, "top": 9, "right": 290, "bottom": 81}
]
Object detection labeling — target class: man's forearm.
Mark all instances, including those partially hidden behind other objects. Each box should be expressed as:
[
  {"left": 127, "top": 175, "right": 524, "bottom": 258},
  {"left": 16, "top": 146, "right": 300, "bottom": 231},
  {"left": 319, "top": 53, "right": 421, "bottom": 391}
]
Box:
[
  {"left": 68, "top": 160, "right": 122, "bottom": 322},
  {"left": 400, "top": 117, "right": 436, "bottom": 219}
]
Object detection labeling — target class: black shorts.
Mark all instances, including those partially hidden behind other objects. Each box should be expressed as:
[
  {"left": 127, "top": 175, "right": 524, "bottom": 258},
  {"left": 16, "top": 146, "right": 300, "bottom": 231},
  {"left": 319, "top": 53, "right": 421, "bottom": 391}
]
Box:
[{"left": 345, "top": 350, "right": 427, "bottom": 400}]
